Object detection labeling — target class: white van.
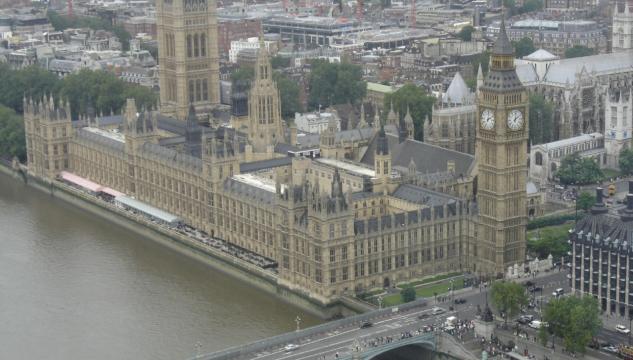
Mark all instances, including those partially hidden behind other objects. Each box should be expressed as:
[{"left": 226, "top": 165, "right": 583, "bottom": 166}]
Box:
[{"left": 529, "top": 320, "right": 542, "bottom": 329}]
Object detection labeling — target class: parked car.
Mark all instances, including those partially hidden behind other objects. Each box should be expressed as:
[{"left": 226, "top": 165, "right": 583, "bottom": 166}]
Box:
[
  {"left": 616, "top": 324, "right": 631, "bottom": 334},
  {"left": 454, "top": 298, "right": 467, "bottom": 304},
  {"left": 360, "top": 321, "right": 373, "bottom": 329}
]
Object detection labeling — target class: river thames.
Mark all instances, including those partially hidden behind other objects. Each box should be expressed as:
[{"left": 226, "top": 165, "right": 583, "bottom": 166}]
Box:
[{"left": 0, "top": 172, "right": 320, "bottom": 359}]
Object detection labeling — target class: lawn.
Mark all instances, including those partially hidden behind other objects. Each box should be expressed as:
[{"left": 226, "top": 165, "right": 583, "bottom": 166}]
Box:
[
  {"left": 396, "top": 272, "right": 462, "bottom": 289},
  {"left": 381, "top": 276, "right": 465, "bottom": 307}
]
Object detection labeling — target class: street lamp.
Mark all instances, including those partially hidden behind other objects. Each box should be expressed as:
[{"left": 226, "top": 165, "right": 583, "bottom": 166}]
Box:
[{"left": 295, "top": 315, "right": 302, "bottom": 332}]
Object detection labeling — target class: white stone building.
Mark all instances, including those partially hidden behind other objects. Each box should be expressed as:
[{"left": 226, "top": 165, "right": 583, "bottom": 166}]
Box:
[
  {"left": 294, "top": 111, "right": 340, "bottom": 134},
  {"left": 529, "top": 133, "right": 605, "bottom": 185},
  {"left": 229, "top": 37, "right": 276, "bottom": 63}
]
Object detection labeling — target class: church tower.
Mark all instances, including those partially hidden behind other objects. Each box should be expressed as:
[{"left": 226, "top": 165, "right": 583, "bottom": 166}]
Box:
[
  {"left": 248, "top": 39, "right": 284, "bottom": 153},
  {"left": 374, "top": 126, "right": 392, "bottom": 193},
  {"left": 156, "top": 0, "right": 220, "bottom": 120},
  {"left": 613, "top": 0, "right": 633, "bottom": 52},
  {"left": 475, "top": 18, "right": 529, "bottom": 277}
]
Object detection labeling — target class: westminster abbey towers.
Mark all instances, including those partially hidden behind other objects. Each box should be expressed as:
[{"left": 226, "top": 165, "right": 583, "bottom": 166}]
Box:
[
  {"left": 157, "top": 0, "right": 220, "bottom": 120},
  {"left": 475, "top": 19, "right": 529, "bottom": 277}
]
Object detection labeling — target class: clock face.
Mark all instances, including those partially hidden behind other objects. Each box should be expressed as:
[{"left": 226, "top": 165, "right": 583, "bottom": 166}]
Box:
[
  {"left": 480, "top": 109, "right": 495, "bottom": 130},
  {"left": 507, "top": 109, "right": 524, "bottom": 130}
]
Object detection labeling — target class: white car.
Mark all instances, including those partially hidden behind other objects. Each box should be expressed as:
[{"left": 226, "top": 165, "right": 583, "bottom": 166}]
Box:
[
  {"left": 431, "top": 307, "right": 445, "bottom": 315},
  {"left": 284, "top": 344, "right": 299, "bottom": 351},
  {"left": 529, "top": 320, "right": 543, "bottom": 329},
  {"left": 616, "top": 325, "right": 631, "bottom": 334}
]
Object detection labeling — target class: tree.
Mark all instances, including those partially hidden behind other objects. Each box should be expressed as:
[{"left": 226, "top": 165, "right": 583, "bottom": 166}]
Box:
[
  {"left": 471, "top": 51, "right": 491, "bottom": 77},
  {"left": 513, "top": 37, "right": 536, "bottom": 58},
  {"left": 576, "top": 191, "right": 596, "bottom": 211},
  {"left": 528, "top": 94, "right": 554, "bottom": 145},
  {"left": 0, "top": 63, "right": 59, "bottom": 113},
  {"left": 565, "top": 45, "right": 594, "bottom": 58},
  {"left": 490, "top": 281, "right": 528, "bottom": 325},
  {"left": 308, "top": 60, "right": 366, "bottom": 110},
  {"left": 619, "top": 148, "right": 633, "bottom": 175},
  {"left": 384, "top": 84, "right": 435, "bottom": 140},
  {"left": 271, "top": 56, "right": 291, "bottom": 69},
  {"left": 230, "top": 66, "right": 255, "bottom": 86},
  {"left": 556, "top": 153, "right": 604, "bottom": 185},
  {"left": 519, "top": 0, "right": 544, "bottom": 13},
  {"left": 401, "top": 286, "right": 416, "bottom": 303},
  {"left": 528, "top": 224, "right": 571, "bottom": 259},
  {"left": 0, "top": 106, "right": 25, "bottom": 161},
  {"left": 273, "top": 73, "right": 302, "bottom": 121},
  {"left": 457, "top": 26, "right": 475, "bottom": 42},
  {"left": 539, "top": 296, "right": 601, "bottom": 353}
]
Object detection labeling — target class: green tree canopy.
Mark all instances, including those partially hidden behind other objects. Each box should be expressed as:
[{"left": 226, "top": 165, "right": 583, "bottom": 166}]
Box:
[
  {"left": 556, "top": 153, "right": 604, "bottom": 185},
  {"left": 528, "top": 224, "right": 571, "bottom": 259},
  {"left": 565, "top": 45, "right": 594, "bottom": 58},
  {"left": 0, "top": 106, "right": 25, "bottom": 161},
  {"left": 539, "top": 296, "right": 601, "bottom": 353},
  {"left": 401, "top": 286, "right": 416, "bottom": 303},
  {"left": 491, "top": 281, "right": 528, "bottom": 325},
  {"left": 528, "top": 94, "right": 554, "bottom": 144},
  {"left": 384, "top": 84, "right": 435, "bottom": 140},
  {"left": 577, "top": 191, "right": 596, "bottom": 211},
  {"left": 619, "top": 148, "right": 633, "bottom": 175},
  {"left": 513, "top": 37, "right": 536, "bottom": 58},
  {"left": 471, "top": 51, "right": 490, "bottom": 77},
  {"left": 273, "top": 72, "right": 303, "bottom": 122},
  {"left": 308, "top": 60, "right": 366, "bottom": 110},
  {"left": 271, "top": 56, "right": 291, "bottom": 69},
  {"left": 457, "top": 26, "right": 475, "bottom": 41},
  {"left": 0, "top": 63, "right": 59, "bottom": 113},
  {"left": 230, "top": 66, "right": 255, "bottom": 85}
]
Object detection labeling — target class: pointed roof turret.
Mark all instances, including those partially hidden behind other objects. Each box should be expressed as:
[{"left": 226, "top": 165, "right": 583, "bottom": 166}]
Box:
[
  {"left": 387, "top": 101, "right": 398, "bottom": 124},
  {"left": 376, "top": 125, "right": 389, "bottom": 155},
  {"left": 404, "top": 105, "right": 413, "bottom": 124},
  {"left": 358, "top": 103, "right": 368, "bottom": 128},
  {"left": 493, "top": 17, "right": 514, "bottom": 56},
  {"left": 443, "top": 72, "right": 472, "bottom": 104},
  {"left": 187, "top": 103, "right": 197, "bottom": 128}
]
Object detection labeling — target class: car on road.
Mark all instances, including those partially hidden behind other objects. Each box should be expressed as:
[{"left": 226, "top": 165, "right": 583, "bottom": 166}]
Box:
[
  {"left": 418, "top": 313, "right": 429, "bottom": 320},
  {"left": 602, "top": 345, "right": 619, "bottom": 354},
  {"left": 431, "top": 307, "right": 445, "bottom": 315},
  {"left": 360, "top": 321, "right": 373, "bottom": 329},
  {"left": 552, "top": 288, "right": 564, "bottom": 297},
  {"left": 529, "top": 320, "right": 543, "bottom": 329},
  {"left": 524, "top": 281, "right": 535, "bottom": 287},
  {"left": 454, "top": 298, "right": 466, "bottom": 304},
  {"left": 517, "top": 315, "right": 534, "bottom": 325},
  {"left": 616, "top": 324, "right": 631, "bottom": 334},
  {"left": 530, "top": 286, "right": 542, "bottom": 293},
  {"left": 284, "top": 344, "right": 299, "bottom": 351}
]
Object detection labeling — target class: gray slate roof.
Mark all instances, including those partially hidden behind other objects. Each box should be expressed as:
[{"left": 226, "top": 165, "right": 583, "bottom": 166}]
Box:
[
  {"left": 361, "top": 133, "right": 476, "bottom": 177},
  {"left": 240, "top": 157, "right": 293, "bottom": 173},
  {"left": 392, "top": 184, "right": 458, "bottom": 206}
]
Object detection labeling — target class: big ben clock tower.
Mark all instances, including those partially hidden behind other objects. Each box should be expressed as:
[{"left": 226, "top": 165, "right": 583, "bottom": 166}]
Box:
[{"left": 475, "top": 18, "right": 529, "bottom": 277}]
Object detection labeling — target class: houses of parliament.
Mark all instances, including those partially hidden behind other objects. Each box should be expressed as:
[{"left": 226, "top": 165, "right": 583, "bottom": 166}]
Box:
[{"left": 22, "top": 0, "right": 528, "bottom": 306}]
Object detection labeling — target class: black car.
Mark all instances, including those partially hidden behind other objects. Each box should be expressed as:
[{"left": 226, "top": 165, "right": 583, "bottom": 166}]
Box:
[
  {"left": 360, "top": 321, "right": 373, "bottom": 329},
  {"left": 418, "top": 313, "right": 429, "bottom": 320},
  {"left": 530, "top": 286, "right": 542, "bottom": 293},
  {"left": 454, "top": 298, "right": 467, "bottom": 304},
  {"left": 524, "top": 281, "right": 535, "bottom": 287}
]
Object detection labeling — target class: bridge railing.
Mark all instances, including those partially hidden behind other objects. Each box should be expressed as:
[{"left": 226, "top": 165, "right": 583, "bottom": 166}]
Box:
[{"left": 196, "top": 297, "right": 430, "bottom": 360}]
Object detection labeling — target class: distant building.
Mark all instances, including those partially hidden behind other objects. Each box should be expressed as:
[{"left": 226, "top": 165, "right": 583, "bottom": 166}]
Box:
[
  {"left": 613, "top": 0, "right": 633, "bottom": 52},
  {"left": 529, "top": 133, "right": 605, "bottom": 185},
  {"left": 229, "top": 37, "right": 276, "bottom": 63},
  {"left": 604, "top": 87, "right": 633, "bottom": 169},
  {"left": 263, "top": 16, "right": 370, "bottom": 46},
  {"left": 294, "top": 111, "right": 340, "bottom": 134},
  {"left": 218, "top": 17, "right": 262, "bottom": 56},
  {"left": 487, "top": 19, "right": 606, "bottom": 57},
  {"left": 121, "top": 16, "right": 157, "bottom": 39}
]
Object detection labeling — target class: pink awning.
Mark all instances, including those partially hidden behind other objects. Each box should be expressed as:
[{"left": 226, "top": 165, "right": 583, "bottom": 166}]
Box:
[
  {"left": 60, "top": 171, "right": 102, "bottom": 193},
  {"left": 100, "top": 187, "right": 124, "bottom": 197}
]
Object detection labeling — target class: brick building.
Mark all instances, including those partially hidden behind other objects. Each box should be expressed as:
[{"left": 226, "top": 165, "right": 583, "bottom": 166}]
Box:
[{"left": 217, "top": 17, "right": 261, "bottom": 57}]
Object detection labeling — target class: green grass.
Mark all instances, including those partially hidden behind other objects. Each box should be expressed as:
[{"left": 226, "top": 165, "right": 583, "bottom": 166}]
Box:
[
  {"left": 381, "top": 276, "right": 465, "bottom": 307},
  {"left": 396, "top": 272, "right": 462, "bottom": 289},
  {"left": 527, "top": 222, "right": 573, "bottom": 259}
]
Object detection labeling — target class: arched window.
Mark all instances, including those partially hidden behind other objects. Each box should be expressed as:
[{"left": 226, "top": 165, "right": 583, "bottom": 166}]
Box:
[
  {"left": 550, "top": 162, "right": 557, "bottom": 176},
  {"left": 196, "top": 79, "right": 202, "bottom": 101},
  {"left": 193, "top": 34, "right": 199, "bottom": 57},
  {"left": 187, "top": 35, "right": 192, "bottom": 58},
  {"left": 189, "top": 80, "right": 195, "bottom": 103},
  {"left": 200, "top": 33, "right": 206, "bottom": 57},
  {"left": 535, "top": 152, "right": 543, "bottom": 166}
]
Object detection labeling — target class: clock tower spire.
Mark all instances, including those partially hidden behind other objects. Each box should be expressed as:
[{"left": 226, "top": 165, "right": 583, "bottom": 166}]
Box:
[{"left": 475, "top": 18, "right": 529, "bottom": 277}]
